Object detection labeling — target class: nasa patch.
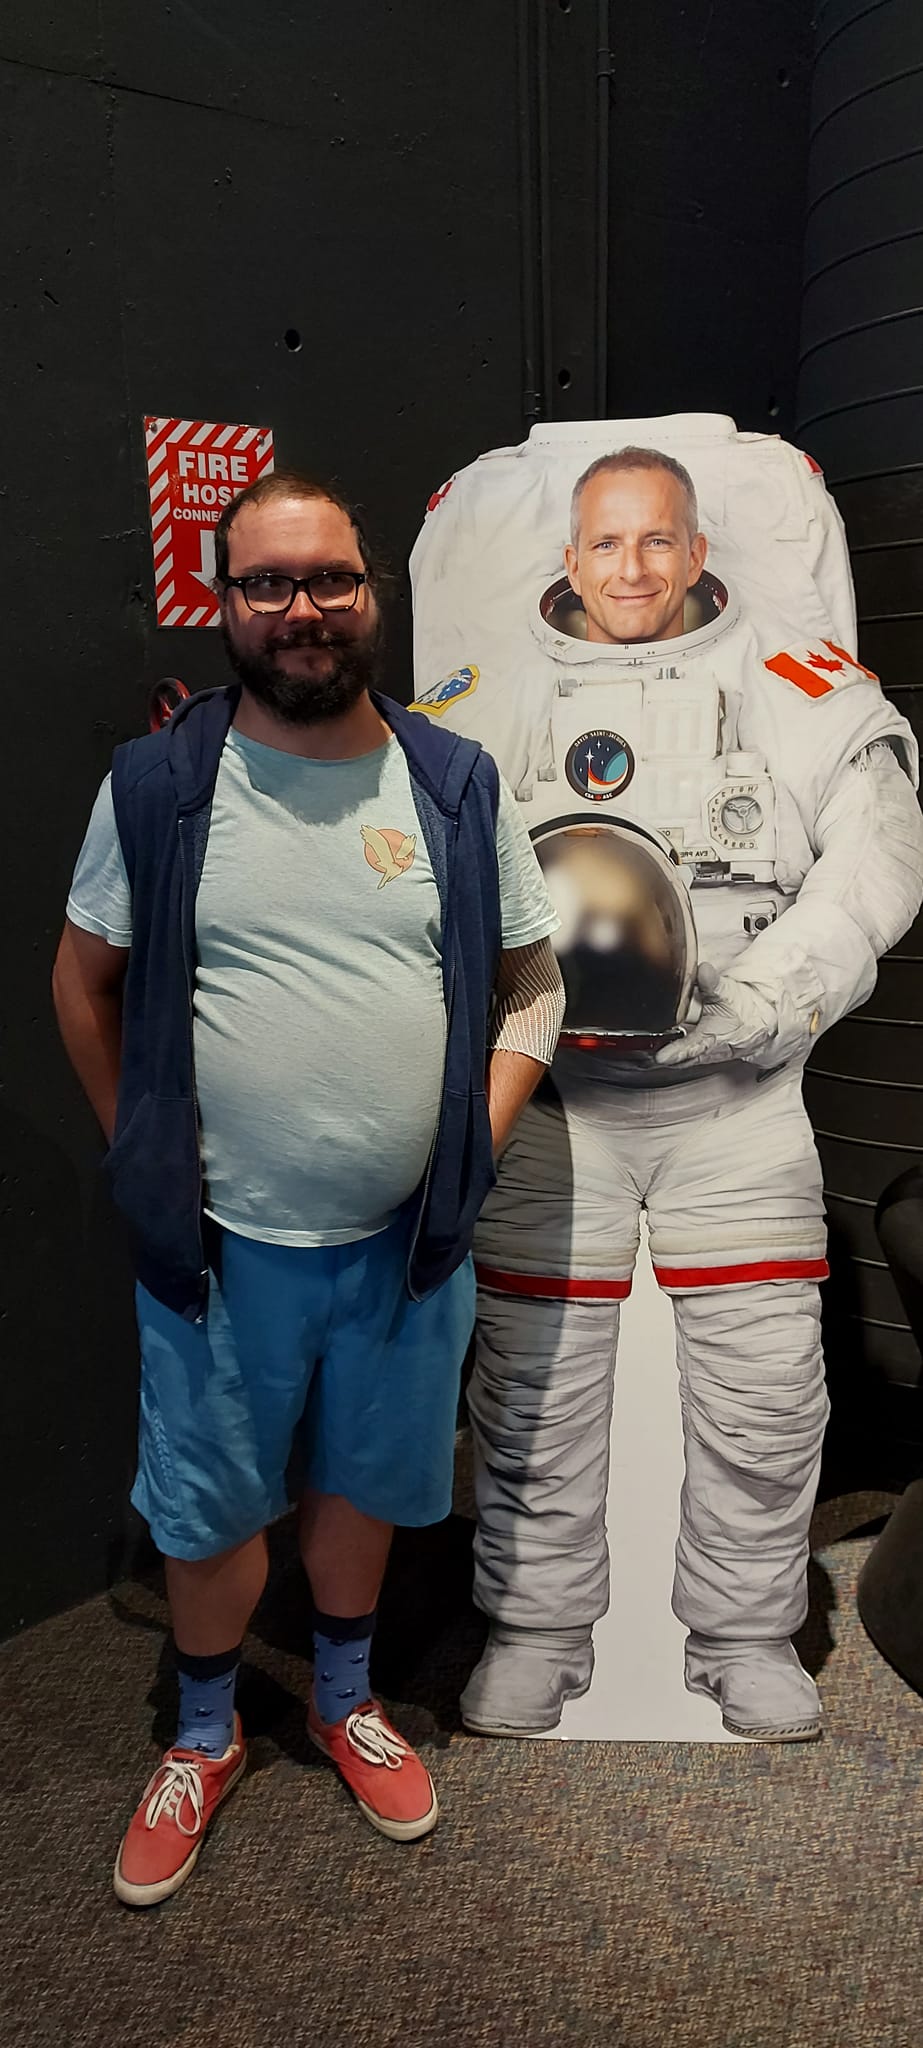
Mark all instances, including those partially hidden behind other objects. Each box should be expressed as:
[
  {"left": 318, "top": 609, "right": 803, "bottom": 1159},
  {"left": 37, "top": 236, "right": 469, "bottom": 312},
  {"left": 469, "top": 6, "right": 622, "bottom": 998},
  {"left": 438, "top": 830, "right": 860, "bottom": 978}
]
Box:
[
  {"left": 564, "top": 730, "right": 635, "bottom": 802},
  {"left": 409, "top": 664, "right": 479, "bottom": 716}
]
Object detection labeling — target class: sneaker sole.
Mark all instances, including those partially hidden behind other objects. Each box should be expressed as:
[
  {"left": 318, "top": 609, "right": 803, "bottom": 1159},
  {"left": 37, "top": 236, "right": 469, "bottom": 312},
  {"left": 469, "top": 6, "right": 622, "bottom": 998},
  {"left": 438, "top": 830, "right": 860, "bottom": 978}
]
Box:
[
  {"left": 461, "top": 1668, "right": 594, "bottom": 1738},
  {"left": 685, "top": 1678, "right": 822, "bottom": 1743},
  {"left": 112, "top": 1750, "right": 248, "bottom": 1907},
  {"left": 721, "top": 1715, "right": 822, "bottom": 1743},
  {"left": 308, "top": 1727, "right": 439, "bottom": 1842}
]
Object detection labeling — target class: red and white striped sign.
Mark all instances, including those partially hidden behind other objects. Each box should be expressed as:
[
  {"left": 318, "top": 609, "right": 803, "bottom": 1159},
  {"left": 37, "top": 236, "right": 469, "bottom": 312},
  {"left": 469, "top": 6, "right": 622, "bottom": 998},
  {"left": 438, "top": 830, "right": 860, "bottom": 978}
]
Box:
[{"left": 145, "top": 416, "right": 274, "bottom": 628}]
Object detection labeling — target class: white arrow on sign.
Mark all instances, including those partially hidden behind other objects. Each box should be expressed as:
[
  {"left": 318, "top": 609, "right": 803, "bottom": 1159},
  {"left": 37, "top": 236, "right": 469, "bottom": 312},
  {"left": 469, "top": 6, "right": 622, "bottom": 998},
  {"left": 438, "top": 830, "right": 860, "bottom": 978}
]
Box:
[{"left": 191, "top": 529, "right": 217, "bottom": 590}]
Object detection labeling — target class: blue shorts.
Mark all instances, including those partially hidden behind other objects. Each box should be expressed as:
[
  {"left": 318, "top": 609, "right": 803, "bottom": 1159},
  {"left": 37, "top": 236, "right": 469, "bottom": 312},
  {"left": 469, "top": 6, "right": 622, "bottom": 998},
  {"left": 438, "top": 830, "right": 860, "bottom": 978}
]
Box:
[{"left": 131, "top": 1221, "right": 475, "bottom": 1561}]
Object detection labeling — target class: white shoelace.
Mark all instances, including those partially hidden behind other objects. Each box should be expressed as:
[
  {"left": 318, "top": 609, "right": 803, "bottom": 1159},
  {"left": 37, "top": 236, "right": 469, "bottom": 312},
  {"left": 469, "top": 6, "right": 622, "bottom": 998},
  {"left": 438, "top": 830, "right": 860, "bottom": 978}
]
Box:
[
  {"left": 344, "top": 1709, "right": 408, "bottom": 1771},
  {"left": 141, "top": 1758, "right": 206, "bottom": 1836}
]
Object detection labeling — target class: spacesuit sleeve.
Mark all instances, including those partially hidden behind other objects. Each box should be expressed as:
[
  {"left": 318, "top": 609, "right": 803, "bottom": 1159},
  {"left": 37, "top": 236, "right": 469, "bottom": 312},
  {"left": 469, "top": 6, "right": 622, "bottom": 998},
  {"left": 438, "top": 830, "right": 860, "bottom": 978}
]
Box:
[{"left": 721, "top": 740, "right": 923, "bottom": 1064}]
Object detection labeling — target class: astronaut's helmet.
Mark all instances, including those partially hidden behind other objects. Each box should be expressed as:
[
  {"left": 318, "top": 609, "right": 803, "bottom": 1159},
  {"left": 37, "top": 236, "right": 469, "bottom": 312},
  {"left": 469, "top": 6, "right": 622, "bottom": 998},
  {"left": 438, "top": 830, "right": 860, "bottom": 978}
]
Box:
[
  {"left": 536, "top": 567, "right": 730, "bottom": 655},
  {"left": 532, "top": 816, "right": 698, "bottom": 1049}
]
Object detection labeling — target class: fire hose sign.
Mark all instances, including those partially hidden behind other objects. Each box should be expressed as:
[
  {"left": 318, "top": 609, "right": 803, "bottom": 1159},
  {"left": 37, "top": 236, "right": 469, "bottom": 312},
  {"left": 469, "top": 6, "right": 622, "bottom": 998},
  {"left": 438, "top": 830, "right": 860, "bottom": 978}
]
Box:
[{"left": 145, "top": 416, "right": 274, "bottom": 627}]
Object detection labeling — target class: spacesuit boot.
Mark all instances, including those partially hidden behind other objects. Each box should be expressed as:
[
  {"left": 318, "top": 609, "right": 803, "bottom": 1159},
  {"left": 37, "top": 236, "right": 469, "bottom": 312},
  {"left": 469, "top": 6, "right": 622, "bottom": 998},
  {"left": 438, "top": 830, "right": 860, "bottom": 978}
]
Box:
[
  {"left": 684, "top": 1634, "right": 821, "bottom": 1741},
  {"left": 460, "top": 1624, "right": 595, "bottom": 1736}
]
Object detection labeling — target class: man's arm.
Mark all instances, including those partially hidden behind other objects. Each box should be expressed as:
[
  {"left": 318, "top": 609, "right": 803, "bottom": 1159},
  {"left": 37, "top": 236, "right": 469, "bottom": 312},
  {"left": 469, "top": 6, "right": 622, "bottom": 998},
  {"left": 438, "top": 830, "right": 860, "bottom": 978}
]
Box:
[
  {"left": 52, "top": 919, "right": 129, "bottom": 1144},
  {"left": 486, "top": 937, "right": 565, "bottom": 1153},
  {"left": 658, "top": 741, "right": 923, "bottom": 1070},
  {"left": 486, "top": 1048, "right": 547, "bottom": 1157}
]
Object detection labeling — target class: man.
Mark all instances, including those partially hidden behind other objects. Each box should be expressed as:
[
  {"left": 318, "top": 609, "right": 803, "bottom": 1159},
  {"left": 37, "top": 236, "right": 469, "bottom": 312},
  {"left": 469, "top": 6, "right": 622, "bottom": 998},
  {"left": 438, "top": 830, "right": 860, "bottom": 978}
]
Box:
[
  {"left": 414, "top": 443, "right": 923, "bottom": 1743},
  {"left": 53, "top": 468, "right": 564, "bottom": 1905}
]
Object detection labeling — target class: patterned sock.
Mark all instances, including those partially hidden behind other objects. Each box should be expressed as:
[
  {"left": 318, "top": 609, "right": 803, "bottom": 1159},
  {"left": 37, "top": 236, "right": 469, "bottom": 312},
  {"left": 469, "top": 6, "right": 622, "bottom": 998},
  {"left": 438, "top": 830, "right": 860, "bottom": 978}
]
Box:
[
  {"left": 174, "top": 1644, "right": 242, "bottom": 1758},
  {"left": 312, "top": 1609, "right": 377, "bottom": 1725}
]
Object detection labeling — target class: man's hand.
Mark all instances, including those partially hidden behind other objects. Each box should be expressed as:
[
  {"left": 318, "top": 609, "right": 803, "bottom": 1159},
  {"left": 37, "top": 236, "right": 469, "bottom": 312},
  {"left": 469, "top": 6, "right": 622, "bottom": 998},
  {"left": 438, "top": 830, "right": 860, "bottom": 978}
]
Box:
[
  {"left": 654, "top": 964, "right": 778, "bottom": 1070},
  {"left": 485, "top": 1048, "right": 547, "bottom": 1156},
  {"left": 486, "top": 937, "right": 565, "bottom": 1151}
]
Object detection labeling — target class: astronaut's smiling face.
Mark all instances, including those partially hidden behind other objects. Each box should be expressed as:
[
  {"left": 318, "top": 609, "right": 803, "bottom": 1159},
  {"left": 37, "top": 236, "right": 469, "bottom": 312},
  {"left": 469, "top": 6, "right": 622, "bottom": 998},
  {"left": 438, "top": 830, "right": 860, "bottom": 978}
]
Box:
[{"left": 565, "top": 467, "right": 708, "bottom": 645}]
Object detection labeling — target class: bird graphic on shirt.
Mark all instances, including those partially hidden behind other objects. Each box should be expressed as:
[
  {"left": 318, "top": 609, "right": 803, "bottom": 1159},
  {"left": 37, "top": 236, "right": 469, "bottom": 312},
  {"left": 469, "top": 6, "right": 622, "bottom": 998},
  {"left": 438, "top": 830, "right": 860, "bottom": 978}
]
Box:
[{"left": 360, "top": 824, "right": 417, "bottom": 886}]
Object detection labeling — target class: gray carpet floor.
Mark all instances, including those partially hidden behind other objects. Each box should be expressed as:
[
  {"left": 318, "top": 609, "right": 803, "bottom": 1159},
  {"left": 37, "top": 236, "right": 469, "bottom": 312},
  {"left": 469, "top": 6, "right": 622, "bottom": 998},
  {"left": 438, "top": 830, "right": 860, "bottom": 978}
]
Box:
[{"left": 2, "top": 1489, "right": 921, "bottom": 2048}]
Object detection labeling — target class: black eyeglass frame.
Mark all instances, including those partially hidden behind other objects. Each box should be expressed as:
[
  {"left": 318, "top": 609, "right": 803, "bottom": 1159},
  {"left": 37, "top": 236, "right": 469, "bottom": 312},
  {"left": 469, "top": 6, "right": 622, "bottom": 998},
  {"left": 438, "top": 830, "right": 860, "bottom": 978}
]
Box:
[{"left": 222, "top": 570, "right": 369, "bottom": 615}]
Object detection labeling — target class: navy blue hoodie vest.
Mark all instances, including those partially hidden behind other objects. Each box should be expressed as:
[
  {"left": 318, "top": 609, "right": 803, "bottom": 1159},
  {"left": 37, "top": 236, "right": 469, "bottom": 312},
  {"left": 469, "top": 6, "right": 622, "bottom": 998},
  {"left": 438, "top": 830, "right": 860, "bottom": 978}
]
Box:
[{"left": 108, "top": 685, "right": 501, "bottom": 1321}]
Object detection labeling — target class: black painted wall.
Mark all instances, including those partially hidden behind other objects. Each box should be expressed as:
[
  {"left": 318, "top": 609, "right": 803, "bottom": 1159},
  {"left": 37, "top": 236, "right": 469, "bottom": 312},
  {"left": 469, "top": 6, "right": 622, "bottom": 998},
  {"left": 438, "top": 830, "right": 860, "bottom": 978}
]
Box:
[
  {"left": 796, "top": 0, "right": 923, "bottom": 1468},
  {"left": 604, "top": 3, "right": 812, "bottom": 434},
  {"left": 1, "top": 3, "right": 813, "bottom": 1636}
]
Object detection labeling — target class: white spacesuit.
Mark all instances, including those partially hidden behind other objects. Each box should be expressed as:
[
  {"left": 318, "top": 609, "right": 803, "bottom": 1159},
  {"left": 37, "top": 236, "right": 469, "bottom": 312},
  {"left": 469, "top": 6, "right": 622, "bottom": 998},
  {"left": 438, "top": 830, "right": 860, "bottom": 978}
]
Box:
[{"left": 410, "top": 415, "right": 923, "bottom": 1741}]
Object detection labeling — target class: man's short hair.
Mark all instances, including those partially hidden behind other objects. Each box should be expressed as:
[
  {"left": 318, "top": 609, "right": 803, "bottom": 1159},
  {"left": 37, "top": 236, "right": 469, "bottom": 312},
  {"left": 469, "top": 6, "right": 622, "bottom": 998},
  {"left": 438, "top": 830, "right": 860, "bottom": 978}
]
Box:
[
  {"left": 213, "top": 466, "right": 380, "bottom": 585},
  {"left": 570, "top": 446, "right": 700, "bottom": 545}
]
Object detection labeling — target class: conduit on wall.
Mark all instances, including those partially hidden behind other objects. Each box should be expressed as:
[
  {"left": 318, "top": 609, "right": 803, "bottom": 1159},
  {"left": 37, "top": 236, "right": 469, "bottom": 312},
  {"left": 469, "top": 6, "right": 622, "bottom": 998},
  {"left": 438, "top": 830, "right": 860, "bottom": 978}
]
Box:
[{"left": 797, "top": 0, "right": 923, "bottom": 1446}]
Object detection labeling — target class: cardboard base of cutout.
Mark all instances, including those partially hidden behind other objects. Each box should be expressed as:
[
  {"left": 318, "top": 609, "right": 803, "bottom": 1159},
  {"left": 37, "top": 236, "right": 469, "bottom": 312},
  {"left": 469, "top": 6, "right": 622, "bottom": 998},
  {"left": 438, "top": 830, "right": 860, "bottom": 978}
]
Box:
[{"left": 541, "top": 1222, "right": 743, "bottom": 1743}]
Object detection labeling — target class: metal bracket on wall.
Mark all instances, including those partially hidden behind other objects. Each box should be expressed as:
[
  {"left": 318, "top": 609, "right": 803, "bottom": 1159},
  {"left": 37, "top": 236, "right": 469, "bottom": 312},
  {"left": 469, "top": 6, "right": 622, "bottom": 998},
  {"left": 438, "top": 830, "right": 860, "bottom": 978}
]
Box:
[{"left": 517, "top": 0, "right": 612, "bottom": 429}]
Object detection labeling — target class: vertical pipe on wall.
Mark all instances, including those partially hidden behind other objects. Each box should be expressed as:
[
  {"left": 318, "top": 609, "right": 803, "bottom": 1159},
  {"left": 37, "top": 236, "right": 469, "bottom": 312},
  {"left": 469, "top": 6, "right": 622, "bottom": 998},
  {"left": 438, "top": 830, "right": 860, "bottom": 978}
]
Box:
[
  {"left": 517, "top": 0, "right": 544, "bottom": 425},
  {"left": 796, "top": 0, "right": 923, "bottom": 1449},
  {"left": 595, "top": 0, "right": 612, "bottom": 416},
  {"left": 522, "top": 0, "right": 607, "bottom": 422},
  {"left": 535, "top": 0, "right": 555, "bottom": 416}
]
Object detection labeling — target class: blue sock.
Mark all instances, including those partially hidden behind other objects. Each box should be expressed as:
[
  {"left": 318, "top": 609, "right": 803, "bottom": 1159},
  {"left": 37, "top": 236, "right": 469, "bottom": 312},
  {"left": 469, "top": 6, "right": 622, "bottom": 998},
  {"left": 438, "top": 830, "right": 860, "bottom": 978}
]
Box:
[
  {"left": 312, "top": 1609, "right": 376, "bottom": 1725},
  {"left": 175, "top": 1644, "right": 241, "bottom": 1758}
]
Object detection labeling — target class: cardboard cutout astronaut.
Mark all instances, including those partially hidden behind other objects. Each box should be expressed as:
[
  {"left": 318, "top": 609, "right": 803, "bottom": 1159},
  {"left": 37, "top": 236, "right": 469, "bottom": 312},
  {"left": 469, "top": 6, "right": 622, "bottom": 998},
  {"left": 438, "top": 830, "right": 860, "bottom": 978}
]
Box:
[{"left": 410, "top": 415, "right": 923, "bottom": 1742}]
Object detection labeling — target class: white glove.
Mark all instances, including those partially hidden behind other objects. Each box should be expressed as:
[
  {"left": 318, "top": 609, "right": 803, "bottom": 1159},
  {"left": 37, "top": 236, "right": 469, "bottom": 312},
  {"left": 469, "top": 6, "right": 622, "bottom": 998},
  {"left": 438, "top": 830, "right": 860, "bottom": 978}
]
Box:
[{"left": 654, "top": 964, "right": 778, "bottom": 1069}]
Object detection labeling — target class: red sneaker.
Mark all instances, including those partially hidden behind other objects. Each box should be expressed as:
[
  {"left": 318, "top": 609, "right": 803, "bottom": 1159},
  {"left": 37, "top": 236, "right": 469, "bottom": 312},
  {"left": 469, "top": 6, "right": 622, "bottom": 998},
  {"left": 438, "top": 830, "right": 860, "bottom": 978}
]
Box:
[
  {"left": 113, "top": 1713, "right": 247, "bottom": 1906},
  {"left": 307, "top": 1697, "right": 438, "bottom": 1841}
]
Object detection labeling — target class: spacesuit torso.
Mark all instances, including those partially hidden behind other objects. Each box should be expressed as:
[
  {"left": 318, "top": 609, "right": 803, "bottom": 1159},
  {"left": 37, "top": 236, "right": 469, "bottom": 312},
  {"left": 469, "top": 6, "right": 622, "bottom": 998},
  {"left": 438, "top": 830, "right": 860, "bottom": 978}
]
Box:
[
  {"left": 507, "top": 572, "right": 897, "bottom": 976},
  {"left": 410, "top": 415, "right": 916, "bottom": 1070}
]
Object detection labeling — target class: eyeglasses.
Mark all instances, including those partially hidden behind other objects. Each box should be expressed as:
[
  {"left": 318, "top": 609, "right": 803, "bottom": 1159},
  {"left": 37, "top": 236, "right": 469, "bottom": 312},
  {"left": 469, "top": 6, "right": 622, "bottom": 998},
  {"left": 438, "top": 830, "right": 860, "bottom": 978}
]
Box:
[{"left": 223, "top": 570, "right": 368, "bottom": 614}]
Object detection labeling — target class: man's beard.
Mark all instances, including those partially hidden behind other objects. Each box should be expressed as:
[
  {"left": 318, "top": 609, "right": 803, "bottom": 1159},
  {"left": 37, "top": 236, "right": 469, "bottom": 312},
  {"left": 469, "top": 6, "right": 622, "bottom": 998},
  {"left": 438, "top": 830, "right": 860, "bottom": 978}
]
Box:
[{"left": 222, "top": 619, "right": 381, "bottom": 725}]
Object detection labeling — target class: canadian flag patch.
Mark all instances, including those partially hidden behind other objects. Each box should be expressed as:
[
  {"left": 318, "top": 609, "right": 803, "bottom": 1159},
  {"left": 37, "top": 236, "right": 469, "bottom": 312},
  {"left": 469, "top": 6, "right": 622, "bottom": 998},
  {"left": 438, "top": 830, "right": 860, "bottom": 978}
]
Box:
[
  {"left": 763, "top": 639, "right": 879, "bottom": 699},
  {"left": 426, "top": 476, "right": 455, "bottom": 514}
]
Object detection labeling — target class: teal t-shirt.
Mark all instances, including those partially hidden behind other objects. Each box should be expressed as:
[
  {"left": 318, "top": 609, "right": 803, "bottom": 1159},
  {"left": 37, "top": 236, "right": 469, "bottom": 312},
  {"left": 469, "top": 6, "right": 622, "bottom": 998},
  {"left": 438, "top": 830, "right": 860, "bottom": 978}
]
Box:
[{"left": 67, "top": 729, "right": 557, "bottom": 1244}]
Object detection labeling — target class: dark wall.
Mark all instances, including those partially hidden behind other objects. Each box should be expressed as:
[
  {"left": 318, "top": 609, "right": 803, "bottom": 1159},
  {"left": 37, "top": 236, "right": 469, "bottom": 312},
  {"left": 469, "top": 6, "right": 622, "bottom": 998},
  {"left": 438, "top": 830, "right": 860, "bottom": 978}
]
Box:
[
  {"left": 604, "top": 1, "right": 812, "bottom": 435},
  {"left": 1, "top": 4, "right": 813, "bottom": 1636},
  {"left": 796, "top": 0, "right": 923, "bottom": 1472},
  {"left": 1, "top": 4, "right": 525, "bottom": 1637}
]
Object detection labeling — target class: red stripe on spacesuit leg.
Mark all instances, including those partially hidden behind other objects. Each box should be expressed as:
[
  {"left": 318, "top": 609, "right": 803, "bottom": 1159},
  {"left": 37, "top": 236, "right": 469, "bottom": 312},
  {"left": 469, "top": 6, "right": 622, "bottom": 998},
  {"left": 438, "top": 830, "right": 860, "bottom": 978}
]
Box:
[
  {"left": 475, "top": 1264, "right": 633, "bottom": 1301},
  {"left": 653, "top": 1257, "right": 830, "bottom": 1290}
]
